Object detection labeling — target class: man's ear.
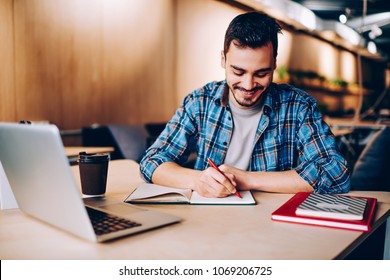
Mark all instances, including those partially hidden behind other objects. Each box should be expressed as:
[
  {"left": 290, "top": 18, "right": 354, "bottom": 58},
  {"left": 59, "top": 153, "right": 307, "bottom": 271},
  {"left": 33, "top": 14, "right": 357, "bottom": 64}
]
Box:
[{"left": 220, "top": 51, "right": 226, "bottom": 69}]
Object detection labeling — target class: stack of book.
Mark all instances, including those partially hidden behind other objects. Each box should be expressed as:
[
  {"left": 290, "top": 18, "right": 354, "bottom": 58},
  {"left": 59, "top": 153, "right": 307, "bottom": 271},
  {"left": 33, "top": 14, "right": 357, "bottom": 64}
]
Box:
[{"left": 271, "top": 192, "right": 377, "bottom": 231}]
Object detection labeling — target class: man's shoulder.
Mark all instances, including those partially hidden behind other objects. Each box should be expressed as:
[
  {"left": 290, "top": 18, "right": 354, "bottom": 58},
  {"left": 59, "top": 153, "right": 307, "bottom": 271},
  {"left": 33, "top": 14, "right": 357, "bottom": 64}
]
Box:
[
  {"left": 184, "top": 80, "right": 226, "bottom": 102},
  {"left": 192, "top": 80, "right": 226, "bottom": 96}
]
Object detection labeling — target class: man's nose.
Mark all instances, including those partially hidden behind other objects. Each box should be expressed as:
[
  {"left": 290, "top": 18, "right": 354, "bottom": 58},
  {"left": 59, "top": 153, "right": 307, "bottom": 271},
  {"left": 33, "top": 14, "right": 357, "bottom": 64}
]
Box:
[{"left": 241, "top": 75, "right": 256, "bottom": 90}]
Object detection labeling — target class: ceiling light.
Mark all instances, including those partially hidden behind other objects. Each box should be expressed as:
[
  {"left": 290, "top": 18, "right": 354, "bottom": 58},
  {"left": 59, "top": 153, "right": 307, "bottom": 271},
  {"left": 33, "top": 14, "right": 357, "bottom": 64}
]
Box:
[
  {"left": 368, "top": 24, "right": 383, "bottom": 40},
  {"left": 367, "top": 41, "right": 377, "bottom": 54},
  {"left": 339, "top": 14, "right": 347, "bottom": 24}
]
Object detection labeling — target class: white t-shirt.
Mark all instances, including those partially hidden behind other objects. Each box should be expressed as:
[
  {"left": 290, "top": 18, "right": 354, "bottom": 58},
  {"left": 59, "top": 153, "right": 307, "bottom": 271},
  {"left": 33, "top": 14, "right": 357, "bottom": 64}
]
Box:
[{"left": 224, "top": 101, "right": 263, "bottom": 170}]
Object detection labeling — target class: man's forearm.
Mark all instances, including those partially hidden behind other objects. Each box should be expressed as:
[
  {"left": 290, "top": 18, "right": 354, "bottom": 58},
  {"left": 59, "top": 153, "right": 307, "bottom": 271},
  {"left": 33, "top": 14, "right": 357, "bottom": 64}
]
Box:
[
  {"left": 151, "top": 161, "right": 201, "bottom": 190},
  {"left": 153, "top": 162, "right": 313, "bottom": 194},
  {"left": 248, "top": 170, "right": 313, "bottom": 193},
  {"left": 219, "top": 165, "right": 313, "bottom": 193}
]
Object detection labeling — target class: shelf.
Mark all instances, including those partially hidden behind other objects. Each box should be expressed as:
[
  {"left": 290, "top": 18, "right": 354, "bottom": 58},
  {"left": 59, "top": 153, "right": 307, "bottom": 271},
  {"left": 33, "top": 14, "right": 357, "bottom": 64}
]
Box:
[{"left": 275, "top": 79, "right": 371, "bottom": 96}]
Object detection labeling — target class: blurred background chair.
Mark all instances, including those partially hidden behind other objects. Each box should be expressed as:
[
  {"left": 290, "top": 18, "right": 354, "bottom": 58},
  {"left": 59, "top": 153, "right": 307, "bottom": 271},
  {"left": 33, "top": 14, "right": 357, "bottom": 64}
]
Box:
[
  {"left": 350, "top": 126, "right": 390, "bottom": 191},
  {"left": 82, "top": 123, "right": 165, "bottom": 162},
  {"left": 82, "top": 123, "right": 198, "bottom": 167}
]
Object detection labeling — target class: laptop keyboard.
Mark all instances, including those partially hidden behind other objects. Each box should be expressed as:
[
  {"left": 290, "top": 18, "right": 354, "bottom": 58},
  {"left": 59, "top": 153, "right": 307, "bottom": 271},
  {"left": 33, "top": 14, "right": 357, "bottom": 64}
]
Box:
[{"left": 86, "top": 207, "right": 142, "bottom": 236}]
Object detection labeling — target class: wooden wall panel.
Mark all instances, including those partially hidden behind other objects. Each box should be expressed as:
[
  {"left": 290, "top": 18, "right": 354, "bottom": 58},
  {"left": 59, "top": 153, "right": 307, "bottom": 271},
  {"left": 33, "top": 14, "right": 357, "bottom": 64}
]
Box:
[
  {"left": 98, "top": 0, "right": 175, "bottom": 126},
  {"left": 13, "top": 0, "right": 102, "bottom": 127},
  {"left": 12, "top": 0, "right": 176, "bottom": 129},
  {"left": 53, "top": 1, "right": 105, "bottom": 129},
  {"left": 0, "top": 0, "right": 16, "bottom": 121},
  {"left": 176, "top": 0, "right": 242, "bottom": 103}
]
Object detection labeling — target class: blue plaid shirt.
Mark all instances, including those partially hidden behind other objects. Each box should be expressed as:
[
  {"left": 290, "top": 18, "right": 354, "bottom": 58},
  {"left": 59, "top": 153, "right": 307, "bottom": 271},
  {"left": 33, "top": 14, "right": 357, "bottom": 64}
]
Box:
[{"left": 140, "top": 80, "right": 351, "bottom": 194}]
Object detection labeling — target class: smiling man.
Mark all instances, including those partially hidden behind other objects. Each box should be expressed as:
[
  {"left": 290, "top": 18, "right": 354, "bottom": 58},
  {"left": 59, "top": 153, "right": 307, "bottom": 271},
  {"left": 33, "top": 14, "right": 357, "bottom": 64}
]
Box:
[{"left": 140, "top": 12, "right": 351, "bottom": 197}]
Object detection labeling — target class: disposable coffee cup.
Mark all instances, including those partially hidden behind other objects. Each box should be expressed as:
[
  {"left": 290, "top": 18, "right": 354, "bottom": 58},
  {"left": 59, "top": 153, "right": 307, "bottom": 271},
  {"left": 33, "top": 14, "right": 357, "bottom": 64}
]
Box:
[{"left": 78, "top": 152, "right": 109, "bottom": 197}]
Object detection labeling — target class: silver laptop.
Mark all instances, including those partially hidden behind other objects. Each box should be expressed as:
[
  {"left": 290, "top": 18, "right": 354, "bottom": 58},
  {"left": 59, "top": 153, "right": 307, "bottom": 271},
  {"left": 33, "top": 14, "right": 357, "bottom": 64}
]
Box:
[{"left": 0, "top": 122, "right": 180, "bottom": 242}]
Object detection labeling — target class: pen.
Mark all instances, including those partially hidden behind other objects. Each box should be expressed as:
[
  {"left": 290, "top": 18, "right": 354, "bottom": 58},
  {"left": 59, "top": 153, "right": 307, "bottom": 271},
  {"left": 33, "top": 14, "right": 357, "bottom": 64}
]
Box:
[{"left": 207, "top": 158, "right": 242, "bottom": 199}]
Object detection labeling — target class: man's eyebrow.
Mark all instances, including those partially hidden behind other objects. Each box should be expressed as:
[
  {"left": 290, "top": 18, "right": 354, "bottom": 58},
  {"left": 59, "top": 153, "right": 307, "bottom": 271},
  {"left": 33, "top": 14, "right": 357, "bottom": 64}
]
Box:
[
  {"left": 230, "top": 65, "right": 273, "bottom": 73},
  {"left": 231, "top": 65, "right": 245, "bottom": 71}
]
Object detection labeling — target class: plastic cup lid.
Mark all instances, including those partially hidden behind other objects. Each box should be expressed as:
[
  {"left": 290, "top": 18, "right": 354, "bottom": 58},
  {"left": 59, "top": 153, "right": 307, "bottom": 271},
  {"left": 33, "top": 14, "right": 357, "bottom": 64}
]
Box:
[{"left": 78, "top": 152, "right": 109, "bottom": 163}]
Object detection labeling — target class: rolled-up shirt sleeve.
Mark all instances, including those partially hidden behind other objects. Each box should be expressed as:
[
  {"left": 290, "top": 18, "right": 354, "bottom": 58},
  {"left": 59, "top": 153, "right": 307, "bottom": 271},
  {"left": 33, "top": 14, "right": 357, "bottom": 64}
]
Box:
[
  {"left": 140, "top": 95, "right": 197, "bottom": 183},
  {"left": 294, "top": 103, "right": 351, "bottom": 194}
]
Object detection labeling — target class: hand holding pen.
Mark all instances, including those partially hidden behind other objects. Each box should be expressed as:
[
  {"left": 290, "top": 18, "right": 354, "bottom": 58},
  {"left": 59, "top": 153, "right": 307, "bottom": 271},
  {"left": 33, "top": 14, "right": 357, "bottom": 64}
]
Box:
[{"left": 207, "top": 159, "right": 242, "bottom": 199}]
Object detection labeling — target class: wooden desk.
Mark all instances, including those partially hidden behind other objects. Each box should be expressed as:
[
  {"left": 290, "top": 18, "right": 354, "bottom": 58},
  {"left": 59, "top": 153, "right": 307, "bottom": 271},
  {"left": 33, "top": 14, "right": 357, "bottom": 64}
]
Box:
[{"left": 1, "top": 160, "right": 389, "bottom": 260}]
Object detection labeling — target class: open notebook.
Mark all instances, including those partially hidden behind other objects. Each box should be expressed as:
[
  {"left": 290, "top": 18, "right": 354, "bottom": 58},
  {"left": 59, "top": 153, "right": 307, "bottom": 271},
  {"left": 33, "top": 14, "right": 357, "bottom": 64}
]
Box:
[{"left": 125, "top": 183, "right": 256, "bottom": 205}]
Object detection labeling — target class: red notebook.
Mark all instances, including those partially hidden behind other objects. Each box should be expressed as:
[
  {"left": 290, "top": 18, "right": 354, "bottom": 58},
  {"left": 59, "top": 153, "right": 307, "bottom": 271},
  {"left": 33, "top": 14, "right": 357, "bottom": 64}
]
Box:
[{"left": 271, "top": 192, "right": 377, "bottom": 231}]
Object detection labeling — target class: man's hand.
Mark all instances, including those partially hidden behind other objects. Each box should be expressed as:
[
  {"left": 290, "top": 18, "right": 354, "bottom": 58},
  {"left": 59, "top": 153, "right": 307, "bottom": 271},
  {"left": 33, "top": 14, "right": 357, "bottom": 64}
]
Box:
[{"left": 190, "top": 166, "right": 237, "bottom": 198}]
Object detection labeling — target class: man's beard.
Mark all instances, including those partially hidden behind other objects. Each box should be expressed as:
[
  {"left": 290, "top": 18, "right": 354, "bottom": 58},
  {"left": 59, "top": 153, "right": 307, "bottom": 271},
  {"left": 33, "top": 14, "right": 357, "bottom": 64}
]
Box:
[{"left": 230, "top": 85, "right": 264, "bottom": 108}]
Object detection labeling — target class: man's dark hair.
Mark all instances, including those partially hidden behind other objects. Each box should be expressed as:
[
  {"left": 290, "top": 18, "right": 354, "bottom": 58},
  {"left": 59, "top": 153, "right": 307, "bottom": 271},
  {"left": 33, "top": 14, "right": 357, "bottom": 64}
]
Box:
[{"left": 224, "top": 11, "right": 282, "bottom": 59}]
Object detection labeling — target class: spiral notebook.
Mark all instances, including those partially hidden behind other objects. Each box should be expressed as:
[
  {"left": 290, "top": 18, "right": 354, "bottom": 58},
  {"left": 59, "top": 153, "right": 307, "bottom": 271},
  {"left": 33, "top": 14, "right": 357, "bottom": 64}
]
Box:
[{"left": 295, "top": 193, "right": 367, "bottom": 220}]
